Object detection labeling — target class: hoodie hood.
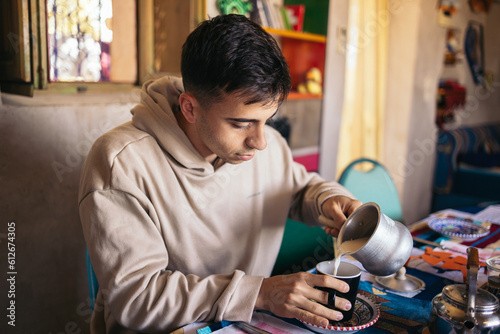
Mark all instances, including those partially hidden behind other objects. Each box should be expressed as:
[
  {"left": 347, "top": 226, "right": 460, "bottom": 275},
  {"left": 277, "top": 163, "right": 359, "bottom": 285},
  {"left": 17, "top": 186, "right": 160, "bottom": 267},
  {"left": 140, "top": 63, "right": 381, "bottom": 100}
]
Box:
[{"left": 131, "top": 76, "right": 214, "bottom": 172}]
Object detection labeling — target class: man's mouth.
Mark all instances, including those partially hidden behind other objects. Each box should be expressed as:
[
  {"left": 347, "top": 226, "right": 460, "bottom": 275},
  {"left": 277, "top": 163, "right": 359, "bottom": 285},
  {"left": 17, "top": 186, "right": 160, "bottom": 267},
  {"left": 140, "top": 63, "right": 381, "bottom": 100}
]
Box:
[{"left": 236, "top": 153, "right": 255, "bottom": 161}]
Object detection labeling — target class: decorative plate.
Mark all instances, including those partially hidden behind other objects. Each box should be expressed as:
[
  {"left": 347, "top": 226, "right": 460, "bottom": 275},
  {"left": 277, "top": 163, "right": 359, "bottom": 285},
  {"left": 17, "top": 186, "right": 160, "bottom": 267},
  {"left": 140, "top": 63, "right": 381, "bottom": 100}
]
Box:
[
  {"left": 299, "top": 295, "right": 379, "bottom": 333},
  {"left": 428, "top": 218, "right": 489, "bottom": 241}
]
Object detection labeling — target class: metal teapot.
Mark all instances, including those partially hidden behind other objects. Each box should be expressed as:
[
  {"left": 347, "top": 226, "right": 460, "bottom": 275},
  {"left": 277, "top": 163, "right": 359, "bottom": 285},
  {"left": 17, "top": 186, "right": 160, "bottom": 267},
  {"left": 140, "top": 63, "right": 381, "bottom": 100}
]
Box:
[{"left": 429, "top": 248, "right": 500, "bottom": 334}]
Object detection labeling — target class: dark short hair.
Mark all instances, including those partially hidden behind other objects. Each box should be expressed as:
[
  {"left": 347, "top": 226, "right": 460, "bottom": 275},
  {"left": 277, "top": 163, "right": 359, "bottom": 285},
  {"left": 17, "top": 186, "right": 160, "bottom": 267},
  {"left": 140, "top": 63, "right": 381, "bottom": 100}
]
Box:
[{"left": 181, "top": 14, "right": 291, "bottom": 108}]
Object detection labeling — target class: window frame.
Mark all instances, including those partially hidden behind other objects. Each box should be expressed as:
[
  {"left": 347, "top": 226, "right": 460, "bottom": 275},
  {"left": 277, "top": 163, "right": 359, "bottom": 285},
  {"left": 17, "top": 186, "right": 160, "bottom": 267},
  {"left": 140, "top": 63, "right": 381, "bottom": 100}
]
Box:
[{"left": 1, "top": 0, "right": 206, "bottom": 97}]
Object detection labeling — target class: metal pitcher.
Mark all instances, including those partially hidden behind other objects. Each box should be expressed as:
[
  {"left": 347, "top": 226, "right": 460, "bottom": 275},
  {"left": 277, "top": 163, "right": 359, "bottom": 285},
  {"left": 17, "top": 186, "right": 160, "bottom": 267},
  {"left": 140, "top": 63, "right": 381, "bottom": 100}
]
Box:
[{"left": 337, "top": 202, "right": 413, "bottom": 277}]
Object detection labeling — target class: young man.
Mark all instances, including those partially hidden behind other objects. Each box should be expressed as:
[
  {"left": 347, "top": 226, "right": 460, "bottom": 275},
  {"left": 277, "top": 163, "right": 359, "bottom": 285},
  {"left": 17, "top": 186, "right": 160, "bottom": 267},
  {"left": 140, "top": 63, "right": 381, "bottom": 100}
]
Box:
[{"left": 79, "top": 14, "right": 361, "bottom": 333}]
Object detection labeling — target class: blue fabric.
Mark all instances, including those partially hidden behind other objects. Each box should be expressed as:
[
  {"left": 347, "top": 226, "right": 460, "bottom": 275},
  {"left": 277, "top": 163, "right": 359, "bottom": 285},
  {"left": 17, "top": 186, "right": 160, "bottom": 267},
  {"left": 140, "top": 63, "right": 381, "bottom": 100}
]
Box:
[
  {"left": 432, "top": 124, "right": 500, "bottom": 211},
  {"left": 86, "top": 248, "right": 99, "bottom": 312},
  {"left": 434, "top": 123, "right": 500, "bottom": 193},
  {"left": 454, "top": 168, "right": 500, "bottom": 200},
  {"left": 460, "top": 151, "right": 500, "bottom": 168},
  {"left": 355, "top": 282, "right": 432, "bottom": 334},
  {"left": 196, "top": 321, "right": 232, "bottom": 333}
]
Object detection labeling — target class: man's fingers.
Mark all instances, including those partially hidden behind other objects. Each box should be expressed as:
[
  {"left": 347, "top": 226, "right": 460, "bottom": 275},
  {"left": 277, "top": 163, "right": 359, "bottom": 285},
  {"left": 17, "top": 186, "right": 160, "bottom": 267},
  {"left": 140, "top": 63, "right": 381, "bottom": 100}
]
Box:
[
  {"left": 346, "top": 200, "right": 362, "bottom": 215},
  {"left": 324, "top": 227, "right": 339, "bottom": 237},
  {"left": 294, "top": 298, "right": 343, "bottom": 327},
  {"left": 322, "top": 197, "right": 363, "bottom": 229},
  {"left": 306, "top": 273, "right": 349, "bottom": 294}
]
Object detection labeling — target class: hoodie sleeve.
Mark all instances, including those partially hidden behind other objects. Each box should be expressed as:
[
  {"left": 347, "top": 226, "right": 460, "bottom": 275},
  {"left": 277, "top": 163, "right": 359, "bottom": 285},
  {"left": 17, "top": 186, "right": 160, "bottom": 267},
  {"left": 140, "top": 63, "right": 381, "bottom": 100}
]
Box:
[{"left": 80, "top": 189, "right": 264, "bottom": 332}]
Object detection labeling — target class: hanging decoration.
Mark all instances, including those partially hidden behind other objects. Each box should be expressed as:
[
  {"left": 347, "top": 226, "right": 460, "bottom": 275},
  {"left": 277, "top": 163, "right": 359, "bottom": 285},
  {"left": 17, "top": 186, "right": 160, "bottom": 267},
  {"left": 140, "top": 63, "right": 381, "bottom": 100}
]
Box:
[
  {"left": 217, "top": 0, "right": 253, "bottom": 17},
  {"left": 444, "top": 28, "right": 462, "bottom": 65},
  {"left": 438, "top": 0, "right": 460, "bottom": 27},
  {"left": 464, "top": 21, "right": 486, "bottom": 86},
  {"left": 436, "top": 80, "right": 466, "bottom": 129}
]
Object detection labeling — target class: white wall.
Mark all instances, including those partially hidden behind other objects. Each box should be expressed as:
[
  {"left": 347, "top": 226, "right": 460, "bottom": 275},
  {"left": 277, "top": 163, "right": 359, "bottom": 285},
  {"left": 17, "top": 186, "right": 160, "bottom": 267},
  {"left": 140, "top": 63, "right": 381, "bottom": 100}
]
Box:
[
  {"left": 442, "top": 1, "right": 500, "bottom": 127},
  {"left": 383, "top": 0, "right": 443, "bottom": 224},
  {"left": 385, "top": 0, "right": 500, "bottom": 224},
  {"left": 319, "top": 0, "right": 349, "bottom": 180}
]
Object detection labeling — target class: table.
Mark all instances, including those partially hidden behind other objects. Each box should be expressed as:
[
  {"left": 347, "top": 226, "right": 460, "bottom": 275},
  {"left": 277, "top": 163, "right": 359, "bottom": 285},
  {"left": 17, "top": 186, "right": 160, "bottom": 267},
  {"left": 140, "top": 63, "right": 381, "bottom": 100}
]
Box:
[
  {"left": 179, "top": 266, "right": 438, "bottom": 334},
  {"left": 178, "top": 206, "right": 500, "bottom": 334}
]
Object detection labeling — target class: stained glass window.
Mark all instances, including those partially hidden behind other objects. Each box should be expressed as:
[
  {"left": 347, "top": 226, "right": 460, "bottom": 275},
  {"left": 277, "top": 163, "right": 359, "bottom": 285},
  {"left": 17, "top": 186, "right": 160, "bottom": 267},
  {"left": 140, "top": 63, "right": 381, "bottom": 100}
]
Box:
[{"left": 47, "top": 0, "right": 113, "bottom": 82}]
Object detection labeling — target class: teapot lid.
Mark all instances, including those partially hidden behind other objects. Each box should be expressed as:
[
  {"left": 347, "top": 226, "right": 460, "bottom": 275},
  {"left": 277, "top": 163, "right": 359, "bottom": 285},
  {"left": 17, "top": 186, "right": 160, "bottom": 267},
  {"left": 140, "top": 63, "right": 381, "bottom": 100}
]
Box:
[
  {"left": 375, "top": 267, "right": 425, "bottom": 292},
  {"left": 443, "top": 284, "right": 499, "bottom": 312}
]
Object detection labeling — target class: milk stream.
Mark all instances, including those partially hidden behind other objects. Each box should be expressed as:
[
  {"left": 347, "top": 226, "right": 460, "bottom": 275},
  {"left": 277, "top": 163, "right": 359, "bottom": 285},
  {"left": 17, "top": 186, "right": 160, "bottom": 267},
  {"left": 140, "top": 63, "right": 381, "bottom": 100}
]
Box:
[{"left": 333, "top": 237, "right": 369, "bottom": 276}]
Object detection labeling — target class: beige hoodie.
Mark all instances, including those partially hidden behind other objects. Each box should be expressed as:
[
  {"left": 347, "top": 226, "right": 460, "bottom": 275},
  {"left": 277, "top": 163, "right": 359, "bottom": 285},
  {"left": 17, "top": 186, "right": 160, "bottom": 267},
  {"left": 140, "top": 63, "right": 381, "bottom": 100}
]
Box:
[{"left": 78, "top": 76, "right": 352, "bottom": 333}]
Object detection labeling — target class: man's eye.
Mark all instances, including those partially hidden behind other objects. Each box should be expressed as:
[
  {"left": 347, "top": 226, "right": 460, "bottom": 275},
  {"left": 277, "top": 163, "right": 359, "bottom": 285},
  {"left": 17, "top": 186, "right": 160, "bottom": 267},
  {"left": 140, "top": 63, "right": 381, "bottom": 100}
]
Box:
[{"left": 232, "top": 123, "right": 251, "bottom": 129}]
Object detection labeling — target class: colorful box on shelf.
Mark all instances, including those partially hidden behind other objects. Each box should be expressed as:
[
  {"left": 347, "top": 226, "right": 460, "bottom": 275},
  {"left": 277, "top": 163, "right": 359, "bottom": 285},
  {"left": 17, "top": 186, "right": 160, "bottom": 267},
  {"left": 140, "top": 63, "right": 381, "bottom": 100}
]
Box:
[{"left": 284, "top": 4, "right": 305, "bottom": 32}]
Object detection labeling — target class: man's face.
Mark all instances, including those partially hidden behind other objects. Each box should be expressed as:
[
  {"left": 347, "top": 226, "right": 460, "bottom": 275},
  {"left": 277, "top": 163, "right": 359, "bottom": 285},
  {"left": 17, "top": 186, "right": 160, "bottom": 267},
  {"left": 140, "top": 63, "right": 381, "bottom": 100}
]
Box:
[{"left": 193, "top": 93, "right": 278, "bottom": 164}]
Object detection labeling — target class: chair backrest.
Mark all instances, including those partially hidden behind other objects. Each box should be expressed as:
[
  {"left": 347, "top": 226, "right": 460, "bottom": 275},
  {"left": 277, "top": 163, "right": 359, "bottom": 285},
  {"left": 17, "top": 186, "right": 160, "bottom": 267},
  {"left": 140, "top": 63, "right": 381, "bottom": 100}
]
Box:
[
  {"left": 338, "top": 158, "right": 403, "bottom": 222},
  {"left": 86, "top": 248, "right": 99, "bottom": 312}
]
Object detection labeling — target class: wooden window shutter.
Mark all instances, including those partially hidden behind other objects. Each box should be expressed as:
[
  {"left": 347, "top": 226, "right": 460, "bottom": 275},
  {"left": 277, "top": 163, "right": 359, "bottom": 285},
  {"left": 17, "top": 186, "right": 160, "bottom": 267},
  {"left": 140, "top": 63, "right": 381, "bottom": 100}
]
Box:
[{"left": 0, "top": 0, "right": 37, "bottom": 96}]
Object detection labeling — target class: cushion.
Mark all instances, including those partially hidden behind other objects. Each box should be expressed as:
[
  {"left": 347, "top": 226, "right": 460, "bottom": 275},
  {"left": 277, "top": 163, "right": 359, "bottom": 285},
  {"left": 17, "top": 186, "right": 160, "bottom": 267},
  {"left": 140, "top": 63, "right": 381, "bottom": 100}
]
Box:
[{"left": 460, "top": 150, "right": 500, "bottom": 168}]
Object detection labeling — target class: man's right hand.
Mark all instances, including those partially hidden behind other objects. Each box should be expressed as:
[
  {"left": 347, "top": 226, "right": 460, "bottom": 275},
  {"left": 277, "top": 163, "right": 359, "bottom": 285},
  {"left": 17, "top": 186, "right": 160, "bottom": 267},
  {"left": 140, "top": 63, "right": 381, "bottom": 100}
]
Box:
[{"left": 254, "top": 272, "right": 351, "bottom": 327}]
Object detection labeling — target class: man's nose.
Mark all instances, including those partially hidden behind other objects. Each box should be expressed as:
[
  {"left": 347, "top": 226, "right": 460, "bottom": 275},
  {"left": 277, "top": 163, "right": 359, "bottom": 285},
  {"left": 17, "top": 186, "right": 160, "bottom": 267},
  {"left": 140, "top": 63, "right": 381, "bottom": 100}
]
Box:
[{"left": 246, "top": 125, "right": 267, "bottom": 151}]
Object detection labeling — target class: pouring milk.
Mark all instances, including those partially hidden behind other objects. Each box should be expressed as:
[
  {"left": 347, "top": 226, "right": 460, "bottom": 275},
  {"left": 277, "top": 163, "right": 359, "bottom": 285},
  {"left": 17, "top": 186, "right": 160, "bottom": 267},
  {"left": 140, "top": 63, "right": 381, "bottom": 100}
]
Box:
[{"left": 333, "top": 237, "right": 370, "bottom": 275}]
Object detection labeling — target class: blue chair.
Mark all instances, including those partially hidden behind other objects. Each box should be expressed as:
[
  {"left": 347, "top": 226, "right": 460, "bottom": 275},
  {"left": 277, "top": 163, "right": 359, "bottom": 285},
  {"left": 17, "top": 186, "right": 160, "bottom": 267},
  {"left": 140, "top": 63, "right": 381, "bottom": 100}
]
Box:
[
  {"left": 86, "top": 248, "right": 99, "bottom": 312},
  {"left": 338, "top": 158, "right": 404, "bottom": 222}
]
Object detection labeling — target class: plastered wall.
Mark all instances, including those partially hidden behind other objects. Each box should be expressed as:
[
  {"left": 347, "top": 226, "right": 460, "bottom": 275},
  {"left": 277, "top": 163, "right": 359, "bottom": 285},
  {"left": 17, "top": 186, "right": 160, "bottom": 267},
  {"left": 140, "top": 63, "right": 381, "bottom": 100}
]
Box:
[{"left": 0, "top": 92, "right": 137, "bottom": 334}]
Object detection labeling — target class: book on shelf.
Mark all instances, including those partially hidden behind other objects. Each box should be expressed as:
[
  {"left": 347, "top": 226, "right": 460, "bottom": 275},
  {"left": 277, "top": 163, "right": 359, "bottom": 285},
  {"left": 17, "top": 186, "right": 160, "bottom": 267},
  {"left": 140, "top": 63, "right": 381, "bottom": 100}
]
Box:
[
  {"left": 262, "top": 0, "right": 275, "bottom": 27},
  {"left": 254, "top": 0, "right": 288, "bottom": 30},
  {"left": 280, "top": 7, "right": 291, "bottom": 30},
  {"left": 255, "top": 0, "right": 269, "bottom": 27},
  {"left": 269, "top": 0, "right": 286, "bottom": 30},
  {"left": 284, "top": 4, "right": 305, "bottom": 32}
]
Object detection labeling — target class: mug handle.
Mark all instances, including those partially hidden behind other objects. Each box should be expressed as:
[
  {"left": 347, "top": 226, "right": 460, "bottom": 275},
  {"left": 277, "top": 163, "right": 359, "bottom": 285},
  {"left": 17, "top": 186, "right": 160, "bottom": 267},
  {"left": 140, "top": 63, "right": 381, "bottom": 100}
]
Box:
[{"left": 328, "top": 291, "right": 336, "bottom": 309}]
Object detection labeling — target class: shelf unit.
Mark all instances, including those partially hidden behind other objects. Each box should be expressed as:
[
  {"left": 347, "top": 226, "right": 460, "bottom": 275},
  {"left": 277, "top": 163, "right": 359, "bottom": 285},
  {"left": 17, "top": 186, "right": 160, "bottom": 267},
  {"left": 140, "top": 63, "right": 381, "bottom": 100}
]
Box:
[
  {"left": 264, "top": 27, "right": 326, "bottom": 43},
  {"left": 264, "top": 27, "right": 326, "bottom": 95},
  {"left": 264, "top": 27, "right": 327, "bottom": 172}
]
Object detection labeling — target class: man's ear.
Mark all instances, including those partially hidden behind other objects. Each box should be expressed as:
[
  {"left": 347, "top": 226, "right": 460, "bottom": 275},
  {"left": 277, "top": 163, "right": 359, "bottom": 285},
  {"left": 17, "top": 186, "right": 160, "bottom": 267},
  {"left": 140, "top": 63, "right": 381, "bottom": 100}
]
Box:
[{"left": 179, "top": 93, "right": 198, "bottom": 124}]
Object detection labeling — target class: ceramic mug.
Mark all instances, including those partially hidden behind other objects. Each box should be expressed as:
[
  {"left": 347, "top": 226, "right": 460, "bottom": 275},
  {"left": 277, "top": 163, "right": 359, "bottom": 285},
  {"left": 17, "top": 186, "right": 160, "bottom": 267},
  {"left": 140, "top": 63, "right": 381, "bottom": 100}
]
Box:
[{"left": 316, "top": 261, "right": 361, "bottom": 322}]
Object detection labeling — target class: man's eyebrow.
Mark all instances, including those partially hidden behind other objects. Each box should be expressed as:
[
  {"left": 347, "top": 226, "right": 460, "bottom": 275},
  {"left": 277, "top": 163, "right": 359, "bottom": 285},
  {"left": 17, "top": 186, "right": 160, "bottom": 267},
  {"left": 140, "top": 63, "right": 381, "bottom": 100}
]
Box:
[
  {"left": 227, "top": 117, "right": 259, "bottom": 123},
  {"left": 226, "top": 110, "right": 278, "bottom": 123}
]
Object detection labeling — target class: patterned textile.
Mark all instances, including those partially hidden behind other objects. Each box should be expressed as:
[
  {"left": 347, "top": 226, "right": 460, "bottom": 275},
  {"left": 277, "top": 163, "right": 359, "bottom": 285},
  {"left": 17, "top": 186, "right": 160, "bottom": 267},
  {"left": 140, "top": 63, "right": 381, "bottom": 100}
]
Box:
[
  {"left": 434, "top": 123, "right": 500, "bottom": 194},
  {"left": 357, "top": 282, "right": 432, "bottom": 334}
]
